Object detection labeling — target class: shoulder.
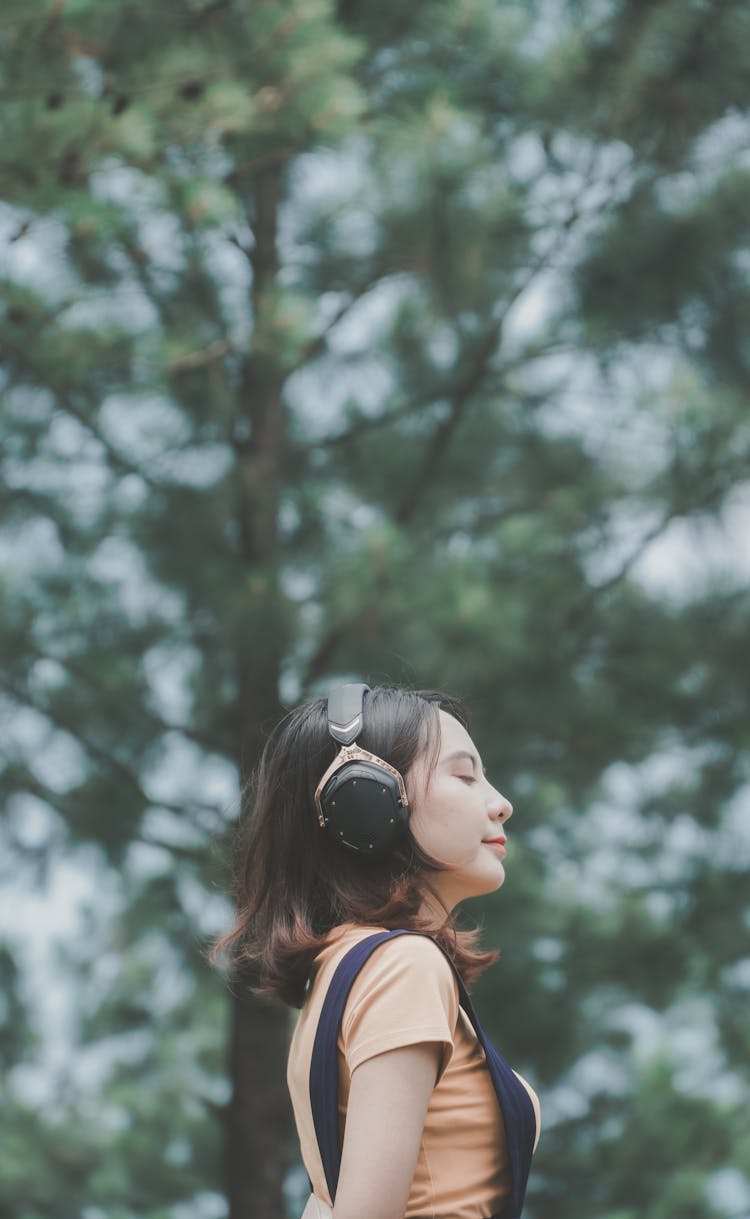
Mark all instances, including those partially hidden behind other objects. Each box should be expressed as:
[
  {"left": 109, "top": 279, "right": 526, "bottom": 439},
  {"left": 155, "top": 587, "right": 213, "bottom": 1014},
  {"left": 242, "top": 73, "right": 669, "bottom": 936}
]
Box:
[
  {"left": 326, "top": 925, "right": 454, "bottom": 975},
  {"left": 340, "top": 931, "right": 461, "bottom": 1079},
  {"left": 349, "top": 928, "right": 457, "bottom": 981},
  {"left": 342, "top": 931, "right": 460, "bottom": 1028},
  {"left": 375, "top": 930, "right": 455, "bottom": 971}
]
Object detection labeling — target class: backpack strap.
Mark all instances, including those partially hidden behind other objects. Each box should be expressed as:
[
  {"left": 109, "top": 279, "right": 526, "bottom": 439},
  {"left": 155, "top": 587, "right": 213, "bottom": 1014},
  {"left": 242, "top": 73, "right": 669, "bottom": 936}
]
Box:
[{"left": 308, "top": 929, "right": 535, "bottom": 1218}]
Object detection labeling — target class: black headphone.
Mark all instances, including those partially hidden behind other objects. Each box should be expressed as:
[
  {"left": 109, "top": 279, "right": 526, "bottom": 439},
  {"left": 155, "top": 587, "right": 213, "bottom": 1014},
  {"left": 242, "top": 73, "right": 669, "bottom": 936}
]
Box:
[{"left": 314, "top": 683, "right": 411, "bottom": 857}]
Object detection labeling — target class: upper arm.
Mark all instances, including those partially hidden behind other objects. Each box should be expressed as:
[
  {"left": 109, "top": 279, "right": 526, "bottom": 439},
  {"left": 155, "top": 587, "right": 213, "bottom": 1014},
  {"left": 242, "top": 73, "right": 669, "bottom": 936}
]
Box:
[{"left": 332, "top": 1040, "right": 443, "bottom": 1219}]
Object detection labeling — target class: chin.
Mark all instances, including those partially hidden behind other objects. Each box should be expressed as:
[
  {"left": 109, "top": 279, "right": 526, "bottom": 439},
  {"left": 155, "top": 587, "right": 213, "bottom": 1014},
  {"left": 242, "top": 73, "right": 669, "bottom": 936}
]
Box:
[
  {"left": 484, "top": 868, "right": 505, "bottom": 893},
  {"left": 468, "top": 872, "right": 504, "bottom": 901}
]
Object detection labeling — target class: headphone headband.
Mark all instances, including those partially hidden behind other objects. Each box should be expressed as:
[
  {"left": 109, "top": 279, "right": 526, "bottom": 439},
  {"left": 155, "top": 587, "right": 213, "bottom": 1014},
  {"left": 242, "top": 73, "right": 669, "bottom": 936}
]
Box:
[
  {"left": 314, "top": 682, "right": 411, "bottom": 855},
  {"left": 326, "top": 683, "right": 369, "bottom": 745}
]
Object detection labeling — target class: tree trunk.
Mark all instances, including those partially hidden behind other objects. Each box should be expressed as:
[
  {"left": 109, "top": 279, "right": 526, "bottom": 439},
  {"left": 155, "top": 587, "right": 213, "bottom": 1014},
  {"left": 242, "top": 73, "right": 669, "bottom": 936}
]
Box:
[
  {"left": 227, "top": 160, "right": 295, "bottom": 1219},
  {"left": 228, "top": 963, "right": 295, "bottom": 1219}
]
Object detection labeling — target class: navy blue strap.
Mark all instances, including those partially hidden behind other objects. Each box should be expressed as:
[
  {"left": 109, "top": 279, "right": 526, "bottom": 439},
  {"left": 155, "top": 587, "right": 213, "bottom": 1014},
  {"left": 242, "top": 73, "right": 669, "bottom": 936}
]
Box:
[{"left": 308, "top": 929, "right": 535, "bottom": 1219}]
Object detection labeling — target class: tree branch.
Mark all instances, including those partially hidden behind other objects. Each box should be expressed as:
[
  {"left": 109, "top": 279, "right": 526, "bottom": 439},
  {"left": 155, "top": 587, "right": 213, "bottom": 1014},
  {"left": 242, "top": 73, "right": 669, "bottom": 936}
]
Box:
[
  {"left": 25, "top": 642, "right": 235, "bottom": 760},
  {"left": 292, "top": 341, "right": 577, "bottom": 456},
  {"left": 295, "top": 260, "right": 392, "bottom": 370},
  {"left": 0, "top": 755, "right": 214, "bottom": 866},
  {"left": 296, "top": 152, "right": 651, "bottom": 684},
  {"left": 0, "top": 677, "right": 226, "bottom": 827},
  {"left": 168, "top": 338, "right": 234, "bottom": 375},
  {"left": 3, "top": 335, "right": 168, "bottom": 488}
]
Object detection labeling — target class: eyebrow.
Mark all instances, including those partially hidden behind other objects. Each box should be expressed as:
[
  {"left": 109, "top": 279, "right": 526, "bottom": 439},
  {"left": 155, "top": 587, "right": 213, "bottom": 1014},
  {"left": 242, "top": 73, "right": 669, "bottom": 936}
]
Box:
[{"left": 442, "top": 749, "right": 487, "bottom": 776}]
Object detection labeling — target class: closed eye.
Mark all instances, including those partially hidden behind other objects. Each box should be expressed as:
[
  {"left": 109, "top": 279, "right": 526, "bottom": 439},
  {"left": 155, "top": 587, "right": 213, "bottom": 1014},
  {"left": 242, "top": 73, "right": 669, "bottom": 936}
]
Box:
[{"left": 458, "top": 775, "right": 476, "bottom": 784}]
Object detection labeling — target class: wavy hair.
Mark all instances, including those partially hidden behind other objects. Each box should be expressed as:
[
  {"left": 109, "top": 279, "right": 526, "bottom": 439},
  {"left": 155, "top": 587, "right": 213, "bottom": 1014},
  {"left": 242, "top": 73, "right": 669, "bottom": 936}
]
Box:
[{"left": 207, "top": 685, "right": 500, "bottom": 1007}]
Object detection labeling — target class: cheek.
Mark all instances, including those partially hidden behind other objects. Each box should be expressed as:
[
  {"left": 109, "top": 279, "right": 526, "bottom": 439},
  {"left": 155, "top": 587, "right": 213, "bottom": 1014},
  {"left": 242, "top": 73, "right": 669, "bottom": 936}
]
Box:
[
  {"left": 410, "top": 793, "right": 456, "bottom": 853},
  {"left": 410, "top": 782, "right": 482, "bottom": 857},
  {"left": 433, "top": 806, "right": 479, "bottom": 859}
]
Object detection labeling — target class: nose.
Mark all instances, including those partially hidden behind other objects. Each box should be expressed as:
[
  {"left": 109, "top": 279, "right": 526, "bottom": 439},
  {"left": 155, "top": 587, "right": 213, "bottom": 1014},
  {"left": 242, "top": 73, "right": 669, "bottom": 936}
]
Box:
[{"left": 488, "top": 786, "right": 513, "bottom": 822}]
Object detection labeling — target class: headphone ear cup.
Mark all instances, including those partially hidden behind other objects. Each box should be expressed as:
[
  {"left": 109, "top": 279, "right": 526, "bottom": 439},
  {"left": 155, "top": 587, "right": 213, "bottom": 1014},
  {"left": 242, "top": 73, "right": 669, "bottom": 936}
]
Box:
[{"left": 319, "top": 761, "right": 409, "bottom": 856}]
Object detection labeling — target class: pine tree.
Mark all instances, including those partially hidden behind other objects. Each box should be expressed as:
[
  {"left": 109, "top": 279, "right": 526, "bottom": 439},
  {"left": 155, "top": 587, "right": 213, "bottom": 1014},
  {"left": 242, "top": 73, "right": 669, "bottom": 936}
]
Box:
[{"left": 1, "top": 2, "right": 749, "bottom": 1217}]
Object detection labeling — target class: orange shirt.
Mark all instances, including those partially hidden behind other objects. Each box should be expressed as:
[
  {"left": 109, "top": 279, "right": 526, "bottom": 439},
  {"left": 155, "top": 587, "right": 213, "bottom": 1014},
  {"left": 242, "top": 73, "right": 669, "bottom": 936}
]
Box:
[{"left": 287, "top": 922, "right": 541, "bottom": 1219}]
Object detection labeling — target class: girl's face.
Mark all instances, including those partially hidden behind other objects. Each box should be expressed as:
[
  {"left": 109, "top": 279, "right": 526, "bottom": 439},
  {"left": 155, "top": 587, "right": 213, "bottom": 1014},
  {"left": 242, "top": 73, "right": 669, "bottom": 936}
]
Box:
[{"left": 407, "top": 710, "right": 513, "bottom": 916}]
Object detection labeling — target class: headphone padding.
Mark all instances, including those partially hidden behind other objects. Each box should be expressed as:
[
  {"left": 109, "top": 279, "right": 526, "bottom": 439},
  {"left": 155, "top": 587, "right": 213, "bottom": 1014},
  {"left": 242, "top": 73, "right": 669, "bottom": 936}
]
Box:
[{"left": 319, "top": 761, "right": 409, "bottom": 856}]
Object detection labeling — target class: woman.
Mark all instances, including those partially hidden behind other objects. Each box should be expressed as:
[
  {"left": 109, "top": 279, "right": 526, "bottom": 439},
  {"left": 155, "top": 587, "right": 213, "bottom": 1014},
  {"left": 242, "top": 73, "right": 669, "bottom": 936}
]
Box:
[{"left": 211, "top": 683, "right": 541, "bottom": 1219}]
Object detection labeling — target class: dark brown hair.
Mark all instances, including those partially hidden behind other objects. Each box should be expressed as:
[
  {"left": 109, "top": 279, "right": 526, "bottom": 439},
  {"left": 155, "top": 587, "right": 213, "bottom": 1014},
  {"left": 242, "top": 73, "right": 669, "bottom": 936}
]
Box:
[{"left": 207, "top": 684, "right": 500, "bottom": 1008}]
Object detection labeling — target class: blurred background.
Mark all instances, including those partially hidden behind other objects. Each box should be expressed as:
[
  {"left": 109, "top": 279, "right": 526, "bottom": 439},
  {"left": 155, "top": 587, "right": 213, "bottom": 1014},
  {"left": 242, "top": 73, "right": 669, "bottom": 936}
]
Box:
[{"left": 1, "top": 2, "right": 749, "bottom": 1217}]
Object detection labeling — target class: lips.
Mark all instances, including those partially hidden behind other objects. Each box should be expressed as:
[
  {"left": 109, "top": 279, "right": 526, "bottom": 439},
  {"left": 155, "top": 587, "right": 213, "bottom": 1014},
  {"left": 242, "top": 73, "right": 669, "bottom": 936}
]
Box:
[{"left": 484, "top": 837, "right": 506, "bottom": 845}]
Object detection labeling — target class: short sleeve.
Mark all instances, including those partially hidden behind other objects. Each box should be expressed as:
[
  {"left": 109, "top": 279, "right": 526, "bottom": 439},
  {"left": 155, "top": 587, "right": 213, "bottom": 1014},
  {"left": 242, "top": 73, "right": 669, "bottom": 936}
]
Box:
[{"left": 340, "top": 934, "right": 460, "bottom": 1086}]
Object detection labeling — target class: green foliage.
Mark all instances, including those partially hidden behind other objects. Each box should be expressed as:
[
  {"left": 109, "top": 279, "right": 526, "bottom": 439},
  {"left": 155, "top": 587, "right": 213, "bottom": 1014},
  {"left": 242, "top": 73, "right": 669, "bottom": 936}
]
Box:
[{"left": 1, "top": 1, "right": 749, "bottom": 1218}]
